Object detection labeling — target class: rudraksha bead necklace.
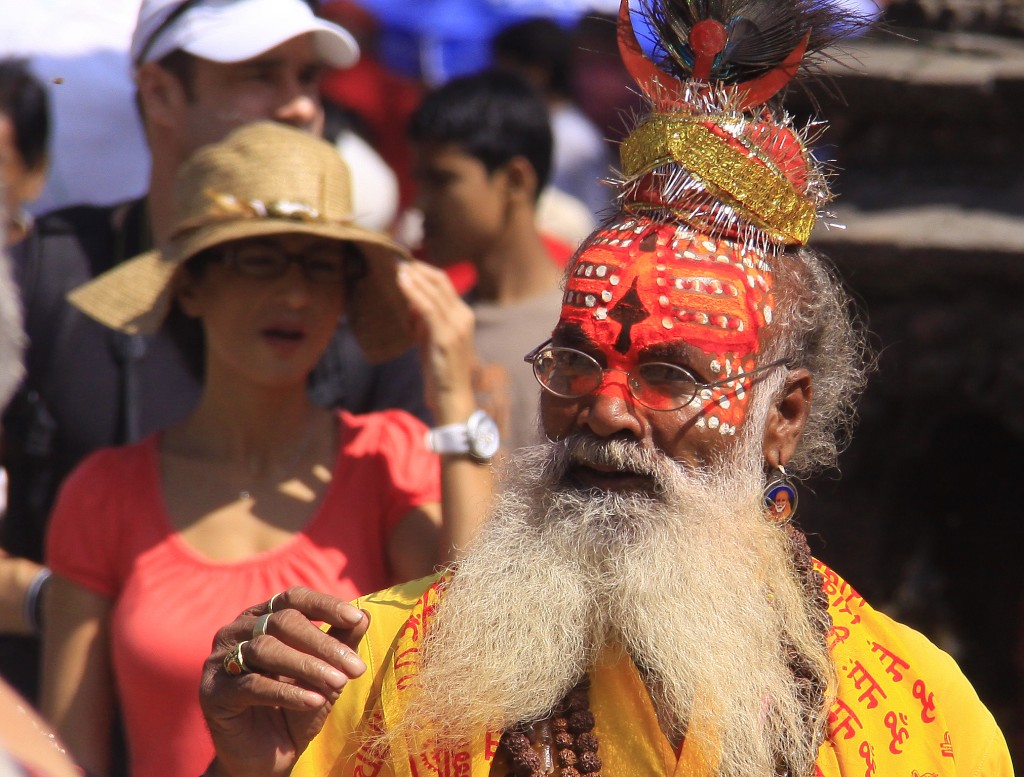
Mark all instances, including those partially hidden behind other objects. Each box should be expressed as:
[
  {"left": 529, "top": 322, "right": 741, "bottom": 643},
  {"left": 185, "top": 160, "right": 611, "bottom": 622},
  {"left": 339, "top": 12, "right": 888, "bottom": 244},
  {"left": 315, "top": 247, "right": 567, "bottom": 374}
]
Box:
[{"left": 498, "top": 678, "right": 601, "bottom": 777}]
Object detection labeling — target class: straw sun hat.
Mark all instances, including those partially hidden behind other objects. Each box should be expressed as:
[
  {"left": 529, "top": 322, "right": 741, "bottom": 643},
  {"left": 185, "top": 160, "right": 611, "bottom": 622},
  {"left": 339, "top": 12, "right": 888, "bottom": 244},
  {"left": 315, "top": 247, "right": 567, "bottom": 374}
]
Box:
[{"left": 68, "top": 121, "right": 413, "bottom": 362}]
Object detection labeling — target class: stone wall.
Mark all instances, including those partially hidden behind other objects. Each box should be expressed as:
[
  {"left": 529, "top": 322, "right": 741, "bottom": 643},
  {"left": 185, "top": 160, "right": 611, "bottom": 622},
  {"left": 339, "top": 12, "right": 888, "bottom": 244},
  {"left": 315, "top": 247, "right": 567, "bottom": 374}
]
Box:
[{"left": 789, "top": 26, "right": 1024, "bottom": 765}]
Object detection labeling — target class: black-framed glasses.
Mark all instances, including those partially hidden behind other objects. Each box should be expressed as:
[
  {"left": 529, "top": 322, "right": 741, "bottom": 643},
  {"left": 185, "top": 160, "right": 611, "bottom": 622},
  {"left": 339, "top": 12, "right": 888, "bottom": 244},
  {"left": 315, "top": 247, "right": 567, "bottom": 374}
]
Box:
[
  {"left": 135, "top": 0, "right": 320, "bottom": 67},
  {"left": 524, "top": 339, "right": 791, "bottom": 411},
  {"left": 221, "top": 240, "right": 349, "bottom": 284}
]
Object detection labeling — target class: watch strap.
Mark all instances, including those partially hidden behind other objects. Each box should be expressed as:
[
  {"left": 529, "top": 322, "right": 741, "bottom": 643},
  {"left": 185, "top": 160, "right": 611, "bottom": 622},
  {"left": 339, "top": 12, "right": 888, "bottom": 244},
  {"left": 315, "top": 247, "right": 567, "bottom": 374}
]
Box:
[
  {"left": 425, "top": 409, "right": 500, "bottom": 460},
  {"left": 425, "top": 421, "right": 471, "bottom": 455}
]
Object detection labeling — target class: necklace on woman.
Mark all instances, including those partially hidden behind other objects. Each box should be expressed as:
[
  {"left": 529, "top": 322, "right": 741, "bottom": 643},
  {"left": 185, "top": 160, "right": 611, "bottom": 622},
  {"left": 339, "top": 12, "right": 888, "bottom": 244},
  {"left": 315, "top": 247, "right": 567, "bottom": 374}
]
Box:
[{"left": 235, "top": 415, "right": 323, "bottom": 502}]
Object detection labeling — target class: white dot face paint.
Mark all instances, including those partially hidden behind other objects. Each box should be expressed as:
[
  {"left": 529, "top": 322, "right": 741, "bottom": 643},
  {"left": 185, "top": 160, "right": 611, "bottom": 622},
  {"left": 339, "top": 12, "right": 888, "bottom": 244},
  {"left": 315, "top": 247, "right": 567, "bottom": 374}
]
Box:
[{"left": 556, "top": 217, "right": 777, "bottom": 439}]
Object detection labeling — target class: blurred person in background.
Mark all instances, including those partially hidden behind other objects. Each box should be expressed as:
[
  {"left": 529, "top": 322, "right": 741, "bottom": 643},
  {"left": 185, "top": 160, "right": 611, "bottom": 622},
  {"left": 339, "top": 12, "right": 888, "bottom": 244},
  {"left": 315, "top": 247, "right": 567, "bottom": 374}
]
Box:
[
  {"left": 0, "top": 60, "right": 49, "bottom": 248},
  {"left": 0, "top": 0, "right": 427, "bottom": 703},
  {"left": 0, "top": 64, "right": 75, "bottom": 769},
  {"left": 0, "top": 60, "right": 51, "bottom": 646},
  {"left": 0, "top": 218, "right": 79, "bottom": 777},
  {"left": 0, "top": 1, "right": 150, "bottom": 216},
  {"left": 492, "top": 17, "right": 613, "bottom": 221},
  {"left": 409, "top": 70, "right": 567, "bottom": 454},
  {"left": 40, "top": 121, "right": 492, "bottom": 777}
]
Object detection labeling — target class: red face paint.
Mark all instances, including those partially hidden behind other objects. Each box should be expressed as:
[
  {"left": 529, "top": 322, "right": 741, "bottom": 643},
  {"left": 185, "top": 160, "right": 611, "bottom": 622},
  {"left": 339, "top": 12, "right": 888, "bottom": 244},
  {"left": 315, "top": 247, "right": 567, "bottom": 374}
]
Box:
[{"left": 559, "top": 216, "right": 776, "bottom": 434}]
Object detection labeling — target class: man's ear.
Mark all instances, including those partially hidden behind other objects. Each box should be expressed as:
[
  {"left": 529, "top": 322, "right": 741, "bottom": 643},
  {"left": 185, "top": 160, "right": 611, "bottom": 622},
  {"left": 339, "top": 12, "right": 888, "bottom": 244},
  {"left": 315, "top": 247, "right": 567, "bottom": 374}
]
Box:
[
  {"left": 762, "top": 367, "right": 813, "bottom": 468},
  {"left": 501, "top": 156, "right": 539, "bottom": 204},
  {"left": 136, "top": 62, "right": 188, "bottom": 130},
  {"left": 17, "top": 164, "right": 47, "bottom": 204}
]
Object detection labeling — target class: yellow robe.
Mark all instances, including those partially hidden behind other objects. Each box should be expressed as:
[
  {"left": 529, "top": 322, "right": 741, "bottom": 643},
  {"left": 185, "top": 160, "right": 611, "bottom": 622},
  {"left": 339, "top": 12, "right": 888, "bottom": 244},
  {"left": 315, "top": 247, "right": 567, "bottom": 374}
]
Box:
[{"left": 294, "top": 563, "right": 1012, "bottom": 776}]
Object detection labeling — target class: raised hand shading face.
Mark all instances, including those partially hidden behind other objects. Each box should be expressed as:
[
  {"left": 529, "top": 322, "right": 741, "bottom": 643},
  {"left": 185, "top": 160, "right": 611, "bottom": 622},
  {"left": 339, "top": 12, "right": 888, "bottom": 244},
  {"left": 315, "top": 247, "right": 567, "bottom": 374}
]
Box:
[{"left": 557, "top": 216, "right": 775, "bottom": 434}]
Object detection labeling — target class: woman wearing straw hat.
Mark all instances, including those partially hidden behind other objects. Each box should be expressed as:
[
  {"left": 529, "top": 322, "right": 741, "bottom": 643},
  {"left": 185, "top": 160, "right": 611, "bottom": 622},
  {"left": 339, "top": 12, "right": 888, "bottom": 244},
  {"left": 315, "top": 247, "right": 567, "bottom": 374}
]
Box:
[{"left": 39, "top": 121, "right": 493, "bottom": 777}]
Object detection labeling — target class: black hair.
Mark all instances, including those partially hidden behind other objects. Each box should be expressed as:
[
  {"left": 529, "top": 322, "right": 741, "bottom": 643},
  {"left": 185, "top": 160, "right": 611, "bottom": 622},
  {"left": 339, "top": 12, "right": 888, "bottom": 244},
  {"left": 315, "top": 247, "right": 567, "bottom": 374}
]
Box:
[
  {"left": 162, "top": 248, "right": 218, "bottom": 380},
  {"left": 0, "top": 59, "right": 50, "bottom": 172},
  {"left": 408, "top": 69, "right": 553, "bottom": 196},
  {"left": 492, "top": 17, "right": 574, "bottom": 100},
  {"left": 162, "top": 238, "right": 367, "bottom": 381}
]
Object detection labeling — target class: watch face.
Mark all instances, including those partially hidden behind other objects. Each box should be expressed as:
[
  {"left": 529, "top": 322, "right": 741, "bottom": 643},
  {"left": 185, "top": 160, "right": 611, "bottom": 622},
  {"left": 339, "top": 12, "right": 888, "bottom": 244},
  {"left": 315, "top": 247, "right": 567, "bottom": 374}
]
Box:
[{"left": 468, "top": 411, "right": 501, "bottom": 459}]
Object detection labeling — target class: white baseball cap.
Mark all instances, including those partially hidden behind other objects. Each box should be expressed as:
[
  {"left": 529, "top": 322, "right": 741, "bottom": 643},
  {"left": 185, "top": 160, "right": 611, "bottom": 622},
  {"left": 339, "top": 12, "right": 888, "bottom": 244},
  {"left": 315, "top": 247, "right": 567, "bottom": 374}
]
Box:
[{"left": 131, "top": 0, "right": 359, "bottom": 70}]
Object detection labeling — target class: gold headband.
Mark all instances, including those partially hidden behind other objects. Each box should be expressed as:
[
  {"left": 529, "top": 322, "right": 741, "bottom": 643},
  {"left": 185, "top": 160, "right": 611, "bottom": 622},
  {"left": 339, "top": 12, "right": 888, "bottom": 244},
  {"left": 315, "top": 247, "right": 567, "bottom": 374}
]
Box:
[{"left": 621, "top": 114, "right": 816, "bottom": 246}]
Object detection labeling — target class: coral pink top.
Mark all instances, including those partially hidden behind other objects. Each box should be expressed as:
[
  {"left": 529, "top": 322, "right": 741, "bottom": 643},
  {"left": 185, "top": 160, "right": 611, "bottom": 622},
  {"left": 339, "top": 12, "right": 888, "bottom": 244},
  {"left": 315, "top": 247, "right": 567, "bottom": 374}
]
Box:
[{"left": 47, "top": 410, "right": 440, "bottom": 777}]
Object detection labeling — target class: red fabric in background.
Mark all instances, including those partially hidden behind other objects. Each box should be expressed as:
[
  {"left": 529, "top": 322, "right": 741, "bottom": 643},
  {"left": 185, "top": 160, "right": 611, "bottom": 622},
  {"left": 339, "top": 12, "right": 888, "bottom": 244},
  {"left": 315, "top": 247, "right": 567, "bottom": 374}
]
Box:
[
  {"left": 319, "top": 0, "right": 424, "bottom": 210},
  {"left": 321, "top": 60, "right": 423, "bottom": 211},
  {"left": 431, "top": 233, "right": 574, "bottom": 296}
]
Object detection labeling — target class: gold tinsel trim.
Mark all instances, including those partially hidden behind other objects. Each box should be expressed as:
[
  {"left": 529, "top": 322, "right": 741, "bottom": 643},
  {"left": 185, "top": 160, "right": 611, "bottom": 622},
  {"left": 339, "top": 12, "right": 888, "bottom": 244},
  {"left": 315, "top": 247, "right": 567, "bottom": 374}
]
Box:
[{"left": 620, "top": 114, "right": 815, "bottom": 245}]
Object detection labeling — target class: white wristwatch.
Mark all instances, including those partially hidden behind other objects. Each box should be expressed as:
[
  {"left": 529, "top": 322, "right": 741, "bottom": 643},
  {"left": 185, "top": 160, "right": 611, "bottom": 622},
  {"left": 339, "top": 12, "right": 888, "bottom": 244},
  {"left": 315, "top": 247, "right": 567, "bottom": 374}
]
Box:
[{"left": 425, "top": 410, "right": 500, "bottom": 461}]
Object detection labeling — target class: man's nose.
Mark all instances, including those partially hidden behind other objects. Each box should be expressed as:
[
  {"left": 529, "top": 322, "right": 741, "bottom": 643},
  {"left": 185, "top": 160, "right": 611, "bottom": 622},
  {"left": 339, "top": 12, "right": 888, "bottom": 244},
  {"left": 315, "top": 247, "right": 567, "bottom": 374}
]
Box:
[
  {"left": 275, "top": 82, "right": 319, "bottom": 129},
  {"left": 578, "top": 372, "right": 643, "bottom": 439}
]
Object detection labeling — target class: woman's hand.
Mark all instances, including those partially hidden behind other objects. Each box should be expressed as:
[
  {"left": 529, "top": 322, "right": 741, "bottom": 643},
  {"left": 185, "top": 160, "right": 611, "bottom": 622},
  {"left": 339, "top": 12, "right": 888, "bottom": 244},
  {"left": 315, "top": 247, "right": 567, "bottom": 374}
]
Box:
[
  {"left": 395, "top": 260, "right": 492, "bottom": 562},
  {"left": 199, "top": 587, "right": 369, "bottom": 777},
  {"left": 396, "top": 260, "right": 477, "bottom": 425}
]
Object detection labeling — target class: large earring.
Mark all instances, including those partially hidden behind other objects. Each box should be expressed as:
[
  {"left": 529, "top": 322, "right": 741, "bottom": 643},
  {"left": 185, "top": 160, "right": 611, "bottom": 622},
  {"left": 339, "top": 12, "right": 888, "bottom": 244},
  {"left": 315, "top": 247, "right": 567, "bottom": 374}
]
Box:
[{"left": 763, "top": 465, "right": 798, "bottom": 522}]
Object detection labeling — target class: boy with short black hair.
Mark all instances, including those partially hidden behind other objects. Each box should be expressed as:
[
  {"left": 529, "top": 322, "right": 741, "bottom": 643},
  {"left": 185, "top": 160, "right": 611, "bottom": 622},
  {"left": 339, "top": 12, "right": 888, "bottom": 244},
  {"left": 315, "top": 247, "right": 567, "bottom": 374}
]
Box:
[{"left": 409, "top": 70, "right": 570, "bottom": 452}]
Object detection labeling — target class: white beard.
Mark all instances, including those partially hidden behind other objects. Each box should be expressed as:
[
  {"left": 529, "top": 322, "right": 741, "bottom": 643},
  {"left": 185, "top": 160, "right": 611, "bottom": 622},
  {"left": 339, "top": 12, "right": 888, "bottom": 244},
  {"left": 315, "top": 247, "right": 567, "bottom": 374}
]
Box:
[{"left": 392, "top": 432, "right": 834, "bottom": 777}]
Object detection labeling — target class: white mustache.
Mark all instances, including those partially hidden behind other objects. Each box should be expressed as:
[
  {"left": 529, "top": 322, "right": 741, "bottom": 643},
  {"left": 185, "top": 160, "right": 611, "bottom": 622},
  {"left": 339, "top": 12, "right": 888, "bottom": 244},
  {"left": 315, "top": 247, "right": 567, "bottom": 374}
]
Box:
[{"left": 550, "top": 433, "right": 679, "bottom": 487}]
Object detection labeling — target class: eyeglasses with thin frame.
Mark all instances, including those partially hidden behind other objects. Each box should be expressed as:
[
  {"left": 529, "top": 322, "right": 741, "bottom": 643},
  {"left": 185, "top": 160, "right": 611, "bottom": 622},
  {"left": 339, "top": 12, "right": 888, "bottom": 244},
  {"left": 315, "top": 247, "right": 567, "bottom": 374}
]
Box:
[
  {"left": 220, "top": 241, "right": 349, "bottom": 284},
  {"left": 523, "top": 339, "right": 791, "bottom": 411},
  {"left": 135, "top": 0, "right": 320, "bottom": 67}
]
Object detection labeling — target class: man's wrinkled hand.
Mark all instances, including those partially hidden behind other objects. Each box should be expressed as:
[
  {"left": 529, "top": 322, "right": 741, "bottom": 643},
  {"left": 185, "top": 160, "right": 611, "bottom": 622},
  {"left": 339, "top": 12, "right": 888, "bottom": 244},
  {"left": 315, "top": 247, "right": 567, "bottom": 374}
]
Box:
[{"left": 198, "top": 587, "right": 369, "bottom": 777}]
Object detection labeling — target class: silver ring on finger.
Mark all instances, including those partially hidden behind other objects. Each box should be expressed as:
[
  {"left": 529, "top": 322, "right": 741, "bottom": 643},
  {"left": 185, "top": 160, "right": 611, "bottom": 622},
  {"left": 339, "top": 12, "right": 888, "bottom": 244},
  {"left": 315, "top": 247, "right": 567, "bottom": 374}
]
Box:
[
  {"left": 224, "top": 640, "right": 251, "bottom": 676},
  {"left": 253, "top": 612, "right": 272, "bottom": 639},
  {"left": 267, "top": 592, "right": 284, "bottom": 613}
]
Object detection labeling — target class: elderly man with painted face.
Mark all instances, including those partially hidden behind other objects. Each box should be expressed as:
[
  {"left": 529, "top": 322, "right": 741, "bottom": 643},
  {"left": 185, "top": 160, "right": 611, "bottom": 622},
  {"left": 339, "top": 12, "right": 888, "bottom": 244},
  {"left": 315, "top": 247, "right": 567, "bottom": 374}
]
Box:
[{"left": 196, "top": 2, "right": 1013, "bottom": 775}]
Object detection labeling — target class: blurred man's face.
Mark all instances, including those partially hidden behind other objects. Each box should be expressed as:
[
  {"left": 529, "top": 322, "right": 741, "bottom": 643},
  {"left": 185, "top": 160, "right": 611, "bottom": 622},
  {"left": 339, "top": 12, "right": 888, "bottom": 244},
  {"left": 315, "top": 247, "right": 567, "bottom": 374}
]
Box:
[
  {"left": 0, "top": 114, "right": 45, "bottom": 245},
  {"left": 412, "top": 142, "right": 511, "bottom": 267},
  {"left": 177, "top": 34, "right": 325, "bottom": 156}
]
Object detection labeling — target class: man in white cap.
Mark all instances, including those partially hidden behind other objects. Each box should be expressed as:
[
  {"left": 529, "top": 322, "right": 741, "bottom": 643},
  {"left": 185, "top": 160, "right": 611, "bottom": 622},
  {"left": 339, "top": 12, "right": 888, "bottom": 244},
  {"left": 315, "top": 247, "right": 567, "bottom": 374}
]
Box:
[
  {"left": 0, "top": 0, "right": 426, "bottom": 707},
  {"left": 129, "top": 0, "right": 392, "bottom": 241}
]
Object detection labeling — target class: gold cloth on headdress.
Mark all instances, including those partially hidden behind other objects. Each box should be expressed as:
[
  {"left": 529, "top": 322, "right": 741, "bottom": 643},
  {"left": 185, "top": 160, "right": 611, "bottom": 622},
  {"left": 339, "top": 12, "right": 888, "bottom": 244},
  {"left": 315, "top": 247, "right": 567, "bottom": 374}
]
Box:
[{"left": 621, "top": 114, "right": 816, "bottom": 246}]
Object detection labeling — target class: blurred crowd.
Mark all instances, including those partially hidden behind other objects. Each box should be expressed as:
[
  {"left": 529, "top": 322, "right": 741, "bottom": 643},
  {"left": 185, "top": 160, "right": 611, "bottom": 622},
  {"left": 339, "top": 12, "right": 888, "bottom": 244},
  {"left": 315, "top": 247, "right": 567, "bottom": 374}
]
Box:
[{"left": 0, "top": 1, "right": 642, "bottom": 774}]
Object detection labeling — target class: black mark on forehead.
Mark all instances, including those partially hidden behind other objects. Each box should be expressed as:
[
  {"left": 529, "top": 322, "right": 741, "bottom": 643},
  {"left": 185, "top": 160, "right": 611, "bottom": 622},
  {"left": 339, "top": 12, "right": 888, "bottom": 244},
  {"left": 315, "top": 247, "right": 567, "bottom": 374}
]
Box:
[
  {"left": 608, "top": 277, "right": 650, "bottom": 355},
  {"left": 639, "top": 231, "right": 658, "bottom": 252}
]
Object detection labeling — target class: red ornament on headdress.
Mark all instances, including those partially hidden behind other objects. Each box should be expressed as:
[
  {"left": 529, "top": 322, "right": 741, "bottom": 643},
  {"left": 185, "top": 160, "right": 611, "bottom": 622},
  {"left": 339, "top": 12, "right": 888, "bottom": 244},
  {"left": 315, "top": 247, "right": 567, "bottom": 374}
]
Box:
[
  {"left": 611, "top": 0, "right": 849, "bottom": 250},
  {"left": 616, "top": 0, "right": 809, "bottom": 112}
]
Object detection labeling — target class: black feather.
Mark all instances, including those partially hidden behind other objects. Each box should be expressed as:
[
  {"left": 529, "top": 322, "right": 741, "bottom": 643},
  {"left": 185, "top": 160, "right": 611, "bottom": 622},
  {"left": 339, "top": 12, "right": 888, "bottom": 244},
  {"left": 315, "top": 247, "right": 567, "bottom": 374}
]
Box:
[{"left": 639, "top": 0, "right": 870, "bottom": 85}]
